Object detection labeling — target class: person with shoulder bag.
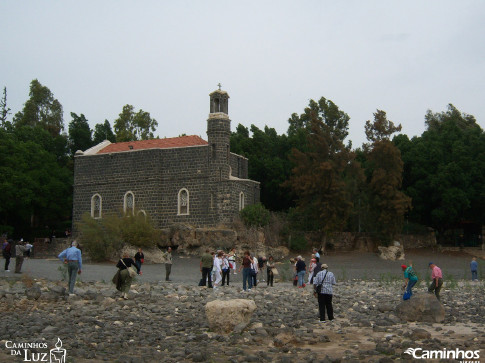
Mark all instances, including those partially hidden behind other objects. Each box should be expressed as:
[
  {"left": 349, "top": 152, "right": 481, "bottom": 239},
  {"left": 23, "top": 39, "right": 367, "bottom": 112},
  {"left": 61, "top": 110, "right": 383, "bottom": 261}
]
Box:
[
  {"left": 115, "top": 253, "right": 140, "bottom": 299},
  {"left": 313, "top": 264, "right": 336, "bottom": 322}
]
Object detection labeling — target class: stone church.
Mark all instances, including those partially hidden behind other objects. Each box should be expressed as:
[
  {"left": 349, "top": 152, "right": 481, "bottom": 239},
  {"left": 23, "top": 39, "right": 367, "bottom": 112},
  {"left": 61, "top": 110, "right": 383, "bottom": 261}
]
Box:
[{"left": 72, "top": 89, "right": 260, "bottom": 230}]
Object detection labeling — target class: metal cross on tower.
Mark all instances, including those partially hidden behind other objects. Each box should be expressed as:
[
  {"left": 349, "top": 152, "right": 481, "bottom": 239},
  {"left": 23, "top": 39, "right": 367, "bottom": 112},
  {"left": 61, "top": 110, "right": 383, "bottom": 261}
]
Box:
[{"left": 217, "top": 83, "right": 222, "bottom": 90}]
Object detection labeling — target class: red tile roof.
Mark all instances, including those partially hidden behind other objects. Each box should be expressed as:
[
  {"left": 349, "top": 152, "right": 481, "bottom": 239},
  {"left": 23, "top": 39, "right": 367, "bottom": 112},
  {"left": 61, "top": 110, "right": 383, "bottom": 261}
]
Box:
[{"left": 97, "top": 135, "right": 208, "bottom": 154}]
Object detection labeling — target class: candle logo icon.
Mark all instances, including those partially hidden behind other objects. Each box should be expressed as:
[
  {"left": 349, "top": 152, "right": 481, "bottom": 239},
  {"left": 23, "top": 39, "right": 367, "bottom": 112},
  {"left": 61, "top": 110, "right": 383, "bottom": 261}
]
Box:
[{"left": 50, "top": 338, "right": 66, "bottom": 363}]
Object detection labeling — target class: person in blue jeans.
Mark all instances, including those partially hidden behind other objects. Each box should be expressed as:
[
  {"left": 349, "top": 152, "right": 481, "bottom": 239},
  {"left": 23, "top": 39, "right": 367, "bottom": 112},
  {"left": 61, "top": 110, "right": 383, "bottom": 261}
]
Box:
[
  {"left": 402, "top": 263, "right": 418, "bottom": 297},
  {"left": 58, "top": 240, "right": 83, "bottom": 295},
  {"left": 470, "top": 257, "right": 478, "bottom": 281},
  {"left": 238, "top": 251, "right": 253, "bottom": 291},
  {"left": 295, "top": 256, "right": 306, "bottom": 288}
]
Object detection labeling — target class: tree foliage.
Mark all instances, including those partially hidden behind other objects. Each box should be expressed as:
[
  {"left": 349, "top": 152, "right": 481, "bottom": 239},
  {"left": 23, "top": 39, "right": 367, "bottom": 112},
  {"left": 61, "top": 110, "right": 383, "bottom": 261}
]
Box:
[
  {"left": 0, "top": 86, "right": 11, "bottom": 127},
  {"left": 395, "top": 104, "right": 485, "bottom": 239},
  {"left": 363, "top": 110, "right": 411, "bottom": 244},
  {"left": 114, "top": 104, "right": 158, "bottom": 142},
  {"left": 286, "top": 98, "right": 362, "bottom": 234},
  {"left": 13, "top": 79, "right": 64, "bottom": 137},
  {"left": 0, "top": 127, "right": 72, "bottom": 238},
  {"left": 231, "top": 124, "right": 293, "bottom": 211},
  {"left": 93, "top": 119, "right": 116, "bottom": 145},
  {"left": 68, "top": 112, "right": 93, "bottom": 156}
]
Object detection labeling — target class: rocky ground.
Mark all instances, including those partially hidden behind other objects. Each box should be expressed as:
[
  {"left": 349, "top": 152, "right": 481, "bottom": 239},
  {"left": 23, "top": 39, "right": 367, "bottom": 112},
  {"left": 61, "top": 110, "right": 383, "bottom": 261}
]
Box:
[{"left": 1, "top": 274, "right": 484, "bottom": 363}]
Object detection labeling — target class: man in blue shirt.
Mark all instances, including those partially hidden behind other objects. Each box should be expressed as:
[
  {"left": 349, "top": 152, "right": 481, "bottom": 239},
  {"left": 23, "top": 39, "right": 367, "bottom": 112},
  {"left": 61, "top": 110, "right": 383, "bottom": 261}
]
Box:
[
  {"left": 470, "top": 257, "right": 478, "bottom": 281},
  {"left": 58, "top": 241, "right": 82, "bottom": 295},
  {"left": 313, "top": 263, "right": 336, "bottom": 322}
]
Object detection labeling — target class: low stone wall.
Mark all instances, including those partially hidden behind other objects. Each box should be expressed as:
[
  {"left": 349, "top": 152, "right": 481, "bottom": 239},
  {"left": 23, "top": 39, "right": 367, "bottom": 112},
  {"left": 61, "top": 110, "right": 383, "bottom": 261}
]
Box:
[
  {"left": 158, "top": 224, "right": 289, "bottom": 260},
  {"left": 305, "top": 232, "right": 437, "bottom": 253}
]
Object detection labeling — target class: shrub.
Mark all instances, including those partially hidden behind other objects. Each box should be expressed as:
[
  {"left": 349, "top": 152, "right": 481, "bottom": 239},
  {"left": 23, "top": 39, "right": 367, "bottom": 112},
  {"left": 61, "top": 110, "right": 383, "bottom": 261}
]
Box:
[
  {"left": 289, "top": 233, "right": 308, "bottom": 251},
  {"left": 240, "top": 203, "right": 270, "bottom": 227},
  {"left": 76, "top": 210, "right": 160, "bottom": 261}
]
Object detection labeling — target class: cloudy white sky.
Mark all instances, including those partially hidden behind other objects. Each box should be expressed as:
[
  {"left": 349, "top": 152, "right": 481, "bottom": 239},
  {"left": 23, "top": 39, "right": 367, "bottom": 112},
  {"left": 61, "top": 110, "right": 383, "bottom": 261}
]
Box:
[{"left": 2, "top": 1, "right": 484, "bottom": 148}]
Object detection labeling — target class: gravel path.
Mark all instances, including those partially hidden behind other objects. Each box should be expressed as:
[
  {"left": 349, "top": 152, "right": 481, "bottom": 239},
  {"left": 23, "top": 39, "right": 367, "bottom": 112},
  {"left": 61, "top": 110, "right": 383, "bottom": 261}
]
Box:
[{"left": 3, "top": 249, "right": 481, "bottom": 284}]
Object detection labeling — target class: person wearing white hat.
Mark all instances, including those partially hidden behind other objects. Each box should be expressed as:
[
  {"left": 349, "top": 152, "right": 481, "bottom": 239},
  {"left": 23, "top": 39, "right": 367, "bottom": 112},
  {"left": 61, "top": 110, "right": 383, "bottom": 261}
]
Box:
[{"left": 313, "top": 263, "right": 336, "bottom": 322}]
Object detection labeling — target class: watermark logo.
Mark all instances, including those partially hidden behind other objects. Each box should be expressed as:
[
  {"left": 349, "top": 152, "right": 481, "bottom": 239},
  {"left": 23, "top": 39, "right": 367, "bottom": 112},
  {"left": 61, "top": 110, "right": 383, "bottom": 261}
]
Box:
[
  {"left": 404, "top": 347, "right": 480, "bottom": 362},
  {"left": 4, "top": 337, "right": 67, "bottom": 362}
]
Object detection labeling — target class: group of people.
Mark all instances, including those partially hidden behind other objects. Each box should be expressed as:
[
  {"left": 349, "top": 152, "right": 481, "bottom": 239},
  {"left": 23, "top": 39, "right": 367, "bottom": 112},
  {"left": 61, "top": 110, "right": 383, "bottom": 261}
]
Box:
[
  {"left": 16, "top": 240, "right": 478, "bottom": 323},
  {"left": 401, "top": 258, "right": 480, "bottom": 302},
  {"left": 2, "top": 238, "right": 33, "bottom": 274},
  {"left": 198, "top": 249, "right": 279, "bottom": 291}
]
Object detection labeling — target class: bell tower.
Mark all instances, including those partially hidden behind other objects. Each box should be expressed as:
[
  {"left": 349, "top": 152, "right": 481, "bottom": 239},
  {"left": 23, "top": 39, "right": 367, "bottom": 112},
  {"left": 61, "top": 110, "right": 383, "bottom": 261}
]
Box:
[{"left": 207, "top": 85, "right": 231, "bottom": 181}]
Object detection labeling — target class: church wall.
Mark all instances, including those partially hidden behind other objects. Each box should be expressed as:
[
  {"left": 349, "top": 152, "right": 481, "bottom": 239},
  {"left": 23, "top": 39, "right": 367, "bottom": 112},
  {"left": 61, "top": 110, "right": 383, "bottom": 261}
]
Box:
[
  {"left": 73, "top": 144, "right": 232, "bottom": 231},
  {"left": 229, "top": 153, "right": 249, "bottom": 179}
]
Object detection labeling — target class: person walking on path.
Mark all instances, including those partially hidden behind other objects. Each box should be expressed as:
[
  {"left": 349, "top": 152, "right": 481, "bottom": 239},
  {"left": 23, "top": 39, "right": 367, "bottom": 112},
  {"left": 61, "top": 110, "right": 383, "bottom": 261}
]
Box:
[
  {"left": 2, "top": 239, "right": 12, "bottom": 272},
  {"left": 401, "top": 262, "right": 418, "bottom": 298},
  {"left": 213, "top": 251, "right": 223, "bottom": 289},
  {"left": 266, "top": 256, "right": 275, "bottom": 287},
  {"left": 251, "top": 254, "right": 259, "bottom": 287},
  {"left": 428, "top": 262, "right": 443, "bottom": 301},
  {"left": 58, "top": 241, "right": 83, "bottom": 295},
  {"left": 134, "top": 248, "right": 144, "bottom": 274},
  {"left": 162, "top": 247, "right": 172, "bottom": 281},
  {"left": 199, "top": 249, "right": 213, "bottom": 288},
  {"left": 221, "top": 253, "right": 230, "bottom": 286},
  {"left": 239, "top": 251, "right": 253, "bottom": 291},
  {"left": 313, "top": 263, "right": 336, "bottom": 322},
  {"left": 295, "top": 256, "right": 306, "bottom": 288},
  {"left": 14, "top": 240, "right": 29, "bottom": 274},
  {"left": 115, "top": 253, "right": 140, "bottom": 299},
  {"left": 470, "top": 257, "right": 478, "bottom": 281}
]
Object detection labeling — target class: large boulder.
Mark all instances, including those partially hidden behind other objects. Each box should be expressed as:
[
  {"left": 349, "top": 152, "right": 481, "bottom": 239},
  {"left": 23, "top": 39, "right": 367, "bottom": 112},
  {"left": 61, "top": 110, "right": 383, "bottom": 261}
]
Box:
[
  {"left": 377, "top": 245, "right": 405, "bottom": 260},
  {"left": 205, "top": 299, "right": 257, "bottom": 333},
  {"left": 395, "top": 293, "right": 445, "bottom": 323}
]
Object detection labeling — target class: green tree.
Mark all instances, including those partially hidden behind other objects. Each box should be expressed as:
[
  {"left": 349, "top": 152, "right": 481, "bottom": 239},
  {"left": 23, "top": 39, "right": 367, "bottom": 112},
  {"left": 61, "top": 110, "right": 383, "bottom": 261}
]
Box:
[
  {"left": 286, "top": 98, "right": 362, "bottom": 235},
  {"left": 395, "top": 105, "right": 485, "bottom": 241},
  {"left": 114, "top": 104, "right": 158, "bottom": 142},
  {"left": 93, "top": 119, "right": 116, "bottom": 145},
  {"left": 0, "top": 86, "right": 11, "bottom": 127},
  {"left": 13, "top": 79, "right": 64, "bottom": 136},
  {"left": 364, "top": 110, "right": 411, "bottom": 244},
  {"left": 0, "top": 127, "right": 72, "bottom": 237},
  {"left": 68, "top": 112, "right": 93, "bottom": 156},
  {"left": 231, "top": 124, "right": 293, "bottom": 211}
]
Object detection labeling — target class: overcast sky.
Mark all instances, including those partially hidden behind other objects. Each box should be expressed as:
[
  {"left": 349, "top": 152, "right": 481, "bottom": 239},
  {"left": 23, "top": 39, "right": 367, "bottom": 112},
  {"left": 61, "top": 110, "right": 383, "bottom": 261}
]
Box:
[{"left": 2, "top": 1, "right": 484, "bottom": 148}]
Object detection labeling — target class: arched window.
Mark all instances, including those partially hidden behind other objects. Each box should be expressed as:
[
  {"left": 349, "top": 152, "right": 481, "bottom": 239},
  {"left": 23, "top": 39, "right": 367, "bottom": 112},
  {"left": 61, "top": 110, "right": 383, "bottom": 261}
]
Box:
[
  {"left": 178, "top": 188, "right": 189, "bottom": 215},
  {"left": 239, "top": 192, "right": 245, "bottom": 211},
  {"left": 124, "top": 191, "right": 135, "bottom": 215},
  {"left": 91, "top": 194, "right": 102, "bottom": 219}
]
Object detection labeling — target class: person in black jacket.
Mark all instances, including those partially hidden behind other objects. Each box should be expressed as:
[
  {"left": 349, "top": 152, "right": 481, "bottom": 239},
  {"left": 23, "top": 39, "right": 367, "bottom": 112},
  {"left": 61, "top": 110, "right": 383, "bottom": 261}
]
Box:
[
  {"left": 134, "top": 248, "right": 144, "bottom": 274},
  {"left": 2, "top": 239, "right": 12, "bottom": 272},
  {"left": 116, "top": 253, "right": 140, "bottom": 299}
]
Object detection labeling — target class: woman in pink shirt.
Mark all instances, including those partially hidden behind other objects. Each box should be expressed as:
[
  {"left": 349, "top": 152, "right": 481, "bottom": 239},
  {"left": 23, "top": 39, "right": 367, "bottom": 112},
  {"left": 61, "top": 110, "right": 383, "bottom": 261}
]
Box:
[{"left": 428, "top": 262, "right": 443, "bottom": 301}]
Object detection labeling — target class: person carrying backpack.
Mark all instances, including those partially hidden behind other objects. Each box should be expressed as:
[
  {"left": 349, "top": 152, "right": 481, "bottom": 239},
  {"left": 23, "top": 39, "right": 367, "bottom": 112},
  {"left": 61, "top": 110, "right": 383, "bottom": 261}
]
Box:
[{"left": 401, "top": 262, "right": 418, "bottom": 299}]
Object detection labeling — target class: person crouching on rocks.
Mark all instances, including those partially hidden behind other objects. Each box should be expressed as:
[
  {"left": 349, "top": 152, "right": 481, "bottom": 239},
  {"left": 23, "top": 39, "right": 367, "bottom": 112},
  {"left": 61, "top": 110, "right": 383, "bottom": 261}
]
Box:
[
  {"left": 116, "top": 253, "right": 140, "bottom": 299},
  {"left": 313, "top": 263, "right": 336, "bottom": 322},
  {"left": 401, "top": 262, "right": 418, "bottom": 298}
]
